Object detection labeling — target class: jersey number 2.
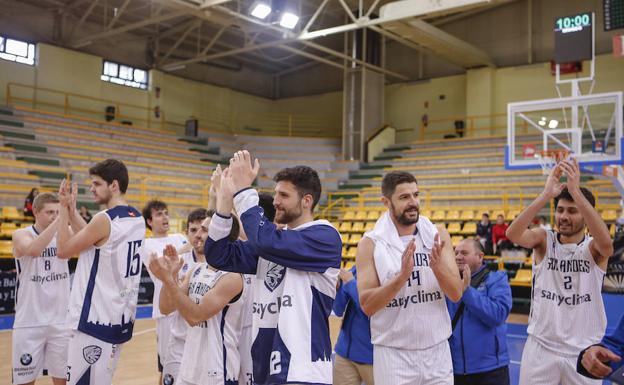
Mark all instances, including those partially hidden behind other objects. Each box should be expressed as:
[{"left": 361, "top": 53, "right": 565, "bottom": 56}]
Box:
[
  {"left": 270, "top": 351, "right": 281, "bottom": 375},
  {"left": 125, "top": 240, "right": 142, "bottom": 278}
]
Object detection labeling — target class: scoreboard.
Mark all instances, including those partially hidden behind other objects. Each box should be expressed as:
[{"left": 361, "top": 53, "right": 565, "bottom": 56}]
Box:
[
  {"left": 604, "top": 0, "right": 624, "bottom": 31},
  {"left": 554, "top": 12, "right": 593, "bottom": 64}
]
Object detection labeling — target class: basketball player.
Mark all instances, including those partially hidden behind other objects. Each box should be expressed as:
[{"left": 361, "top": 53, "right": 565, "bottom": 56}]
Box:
[
  {"left": 507, "top": 159, "right": 612, "bottom": 385},
  {"left": 57, "top": 159, "right": 146, "bottom": 385},
  {"left": 151, "top": 208, "right": 245, "bottom": 385},
  {"left": 356, "top": 171, "right": 463, "bottom": 385},
  {"left": 155, "top": 208, "right": 219, "bottom": 385},
  {"left": 141, "top": 199, "right": 188, "bottom": 384},
  {"left": 204, "top": 151, "right": 342, "bottom": 385},
  {"left": 11, "top": 191, "right": 84, "bottom": 385}
]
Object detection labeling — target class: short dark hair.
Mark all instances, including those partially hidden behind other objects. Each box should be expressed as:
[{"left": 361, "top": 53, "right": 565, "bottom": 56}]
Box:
[
  {"left": 258, "top": 193, "right": 276, "bottom": 222},
  {"left": 142, "top": 200, "right": 167, "bottom": 230},
  {"left": 381, "top": 171, "right": 417, "bottom": 198},
  {"left": 273, "top": 166, "right": 322, "bottom": 210},
  {"left": 200, "top": 209, "right": 240, "bottom": 242},
  {"left": 482, "top": 213, "right": 489, "bottom": 218},
  {"left": 554, "top": 187, "right": 595, "bottom": 208},
  {"left": 89, "top": 159, "right": 129, "bottom": 193}
]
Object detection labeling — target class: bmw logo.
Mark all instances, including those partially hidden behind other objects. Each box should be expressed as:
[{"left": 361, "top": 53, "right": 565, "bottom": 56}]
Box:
[
  {"left": 163, "top": 374, "right": 174, "bottom": 385},
  {"left": 20, "top": 353, "right": 32, "bottom": 366}
]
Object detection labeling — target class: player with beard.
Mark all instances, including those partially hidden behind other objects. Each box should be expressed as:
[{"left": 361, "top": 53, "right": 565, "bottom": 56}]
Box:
[
  {"left": 140, "top": 199, "right": 189, "bottom": 385},
  {"left": 204, "top": 151, "right": 342, "bottom": 385},
  {"left": 356, "top": 171, "right": 462, "bottom": 385},
  {"left": 57, "top": 159, "right": 146, "bottom": 385},
  {"left": 507, "top": 159, "right": 612, "bottom": 385}
]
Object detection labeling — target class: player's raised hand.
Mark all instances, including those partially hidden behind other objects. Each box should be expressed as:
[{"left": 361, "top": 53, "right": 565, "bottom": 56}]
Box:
[
  {"left": 397, "top": 238, "right": 415, "bottom": 281},
  {"left": 58, "top": 179, "right": 71, "bottom": 208},
  {"left": 559, "top": 158, "right": 581, "bottom": 193},
  {"left": 229, "top": 150, "right": 260, "bottom": 191},
  {"left": 216, "top": 167, "right": 235, "bottom": 216},
  {"left": 69, "top": 181, "right": 78, "bottom": 212},
  {"left": 209, "top": 164, "right": 223, "bottom": 195},
  {"left": 542, "top": 163, "right": 566, "bottom": 199},
  {"left": 163, "top": 244, "right": 184, "bottom": 278},
  {"left": 429, "top": 233, "right": 445, "bottom": 270},
  {"left": 149, "top": 253, "right": 171, "bottom": 282}
]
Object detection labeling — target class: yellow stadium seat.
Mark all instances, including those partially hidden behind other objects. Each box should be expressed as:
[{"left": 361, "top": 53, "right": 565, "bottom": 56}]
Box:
[
  {"left": 341, "top": 233, "right": 349, "bottom": 244},
  {"left": 351, "top": 222, "right": 364, "bottom": 232},
  {"left": 491, "top": 209, "right": 505, "bottom": 219},
  {"left": 507, "top": 209, "right": 521, "bottom": 219},
  {"left": 421, "top": 209, "right": 432, "bottom": 219},
  {"left": 460, "top": 222, "right": 477, "bottom": 235},
  {"left": 364, "top": 222, "right": 375, "bottom": 232},
  {"left": 602, "top": 210, "right": 618, "bottom": 221},
  {"left": 432, "top": 210, "right": 446, "bottom": 222},
  {"left": 446, "top": 211, "right": 460, "bottom": 221},
  {"left": 511, "top": 269, "right": 532, "bottom": 286},
  {"left": 610, "top": 223, "right": 616, "bottom": 237},
  {"left": 343, "top": 211, "right": 356, "bottom": 220},
  {"left": 342, "top": 246, "right": 348, "bottom": 256},
  {"left": 367, "top": 211, "right": 381, "bottom": 220},
  {"left": 347, "top": 247, "right": 357, "bottom": 258},
  {"left": 355, "top": 211, "right": 368, "bottom": 220},
  {"left": 447, "top": 223, "right": 461, "bottom": 234},
  {"left": 451, "top": 236, "right": 464, "bottom": 247},
  {"left": 460, "top": 210, "right": 475, "bottom": 221},
  {"left": 339, "top": 222, "right": 352, "bottom": 232},
  {"left": 343, "top": 260, "right": 355, "bottom": 270},
  {"left": 0, "top": 240, "right": 12, "bottom": 255},
  {"left": 349, "top": 234, "right": 362, "bottom": 245},
  {"left": 2, "top": 206, "right": 21, "bottom": 220}
]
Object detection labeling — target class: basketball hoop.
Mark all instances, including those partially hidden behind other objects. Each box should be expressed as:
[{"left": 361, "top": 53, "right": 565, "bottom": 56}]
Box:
[{"left": 536, "top": 150, "right": 570, "bottom": 175}]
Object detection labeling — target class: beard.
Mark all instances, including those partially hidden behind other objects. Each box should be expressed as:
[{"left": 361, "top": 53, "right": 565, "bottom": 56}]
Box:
[
  {"left": 274, "top": 204, "right": 303, "bottom": 225},
  {"left": 391, "top": 203, "right": 419, "bottom": 225},
  {"left": 557, "top": 219, "right": 584, "bottom": 236}
]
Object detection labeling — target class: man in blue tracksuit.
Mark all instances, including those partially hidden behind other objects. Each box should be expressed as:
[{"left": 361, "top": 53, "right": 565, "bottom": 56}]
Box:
[
  {"left": 447, "top": 238, "right": 513, "bottom": 385},
  {"left": 333, "top": 266, "right": 374, "bottom": 385},
  {"left": 577, "top": 314, "right": 623, "bottom": 381}
]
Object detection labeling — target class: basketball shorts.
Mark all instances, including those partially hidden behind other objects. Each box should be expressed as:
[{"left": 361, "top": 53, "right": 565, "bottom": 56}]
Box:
[
  {"left": 157, "top": 315, "right": 174, "bottom": 371},
  {"left": 519, "top": 335, "right": 602, "bottom": 385},
  {"left": 12, "top": 324, "right": 70, "bottom": 384},
  {"left": 238, "top": 325, "right": 253, "bottom": 385},
  {"left": 373, "top": 340, "right": 453, "bottom": 385},
  {"left": 66, "top": 330, "right": 123, "bottom": 385}
]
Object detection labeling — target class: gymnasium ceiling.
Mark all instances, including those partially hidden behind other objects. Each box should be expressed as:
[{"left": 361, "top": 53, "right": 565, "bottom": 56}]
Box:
[{"left": 0, "top": 0, "right": 617, "bottom": 98}]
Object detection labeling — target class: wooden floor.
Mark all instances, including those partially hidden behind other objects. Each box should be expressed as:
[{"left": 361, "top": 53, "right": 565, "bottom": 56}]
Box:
[{"left": 1, "top": 314, "right": 528, "bottom": 384}]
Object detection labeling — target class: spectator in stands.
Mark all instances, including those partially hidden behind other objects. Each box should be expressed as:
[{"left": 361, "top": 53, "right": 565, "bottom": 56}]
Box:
[
  {"left": 537, "top": 215, "right": 552, "bottom": 231},
  {"left": 79, "top": 205, "right": 92, "bottom": 223},
  {"left": 23, "top": 187, "right": 39, "bottom": 217},
  {"left": 333, "top": 266, "right": 374, "bottom": 385},
  {"left": 492, "top": 215, "right": 513, "bottom": 255},
  {"left": 447, "top": 238, "right": 512, "bottom": 385},
  {"left": 577, "top": 314, "right": 623, "bottom": 380},
  {"left": 476, "top": 213, "right": 493, "bottom": 255}
]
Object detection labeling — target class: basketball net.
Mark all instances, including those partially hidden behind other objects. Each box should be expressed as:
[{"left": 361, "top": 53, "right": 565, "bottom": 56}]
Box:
[{"left": 536, "top": 150, "right": 570, "bottom": 175}]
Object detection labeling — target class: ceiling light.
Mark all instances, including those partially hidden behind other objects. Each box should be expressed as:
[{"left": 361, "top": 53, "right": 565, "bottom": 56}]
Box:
[
  {"left": 548, "top": 119, "right": 559, "bottom": 129},
  {"left": 251, "top": 3, "right": 272, "bottom": 19},
  {"left": 279, "top": 12, "right": 299, "bottom": 29}
]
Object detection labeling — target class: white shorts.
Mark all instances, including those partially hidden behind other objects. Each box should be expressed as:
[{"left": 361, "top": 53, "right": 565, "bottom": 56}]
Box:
[
  {"left": 519, "top": 335, "right": 602, "bottom": 385},
  {"left": 157, "top": 315, "right": 174, "bottom": 370},
  {"left": 373, "top": 340, "right": 453, "bottom": 385},
  {"left": 12, "top": 324, "right": 70, "bottom": 384},
  {"left": 238, "top": 326, "right": 253, "bottom": 385},
  {"left": 66, "top": 330, "right": 123, "bottom": 385}
]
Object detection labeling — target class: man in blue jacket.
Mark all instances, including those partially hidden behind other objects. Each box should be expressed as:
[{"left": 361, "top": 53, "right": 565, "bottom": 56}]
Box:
[
  {"left": 447, "top": 238, "right": 513, "bottom": 385},
  {"left": 333, "top": 266, "right": 374, "bottom": 385},
  {"left": 577, "top": 314, "right": 623, "bottom": 380}
]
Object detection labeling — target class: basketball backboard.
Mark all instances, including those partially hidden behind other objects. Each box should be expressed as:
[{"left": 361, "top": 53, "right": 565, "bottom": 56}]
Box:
[{"left": 505, "top": 91, "right": 623, "bottom": 173}]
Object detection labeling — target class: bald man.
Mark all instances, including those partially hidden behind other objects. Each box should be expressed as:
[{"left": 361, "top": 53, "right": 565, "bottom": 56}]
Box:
[{"left": 446, "top": 239, "right": 513, "bottom": 385}]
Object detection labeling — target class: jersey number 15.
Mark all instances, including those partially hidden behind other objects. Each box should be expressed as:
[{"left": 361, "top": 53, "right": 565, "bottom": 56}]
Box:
[{"left": 125, "top": 240, "right": 142, "bottom": 278}]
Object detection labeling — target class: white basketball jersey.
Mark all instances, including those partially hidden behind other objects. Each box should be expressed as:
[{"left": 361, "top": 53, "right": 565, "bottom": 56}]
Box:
[
  {"left": 370, "top": 232, "right": 451, "bottom": 350},
  {"left": 13, "top": 226, "right": 70, "bottom": 328},
  {"left": 241, "top": 274, "right": 254, "bottom": 329},
  {"left": 67, "top": 205, "right": 146, "bottom": 344},
  {"left": 180, "top": 264, "right": 245, "bottom": 385},
  {"left": 527, "top": 231, "right": 607, "bottom": 355},
  {"left": 141, "top": 233, "right": 188, "bottom": 318}
]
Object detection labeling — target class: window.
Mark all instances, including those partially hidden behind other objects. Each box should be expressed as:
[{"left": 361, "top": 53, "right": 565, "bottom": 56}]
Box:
[
  {"left": 100, "top": 60, "right": 147, "bottom": 90},
  {"left": 0, "top": 35, "right": 35, "bottom": 65}
]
